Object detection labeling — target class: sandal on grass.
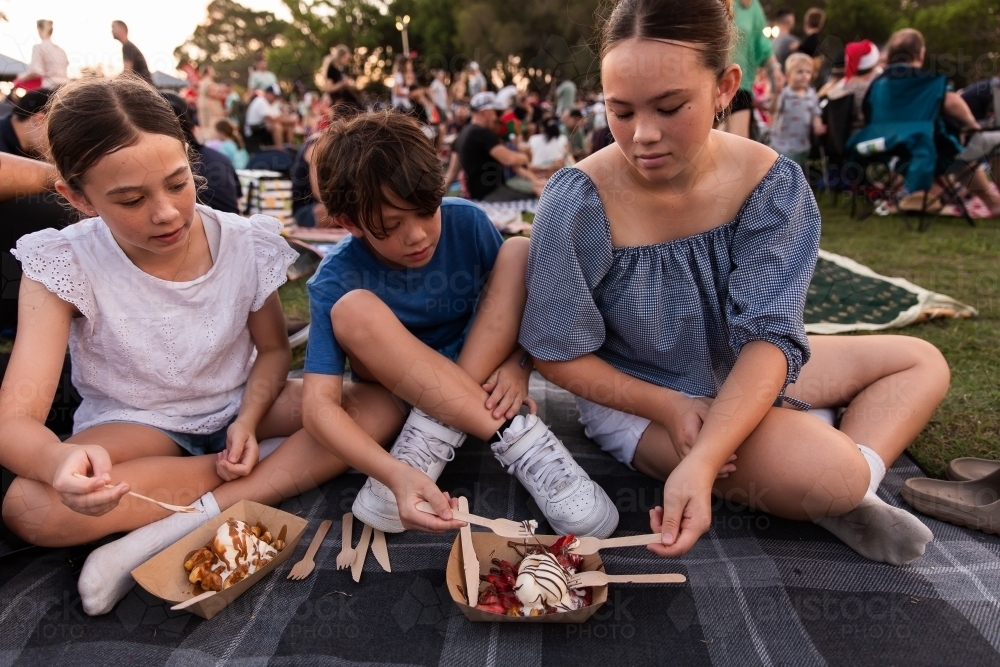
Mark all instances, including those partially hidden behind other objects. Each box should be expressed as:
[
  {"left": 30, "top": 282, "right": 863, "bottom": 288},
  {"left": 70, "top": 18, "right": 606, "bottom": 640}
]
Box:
[
  {"left": 947, "top": 458, "right": 1000, "bottom": 481},
  {"left": 902, "top": 468, "right": 1000, "bottom": 534}
]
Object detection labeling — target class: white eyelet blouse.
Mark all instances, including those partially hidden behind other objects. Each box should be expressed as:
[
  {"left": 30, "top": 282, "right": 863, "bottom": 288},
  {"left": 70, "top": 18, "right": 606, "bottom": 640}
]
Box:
[{"left": 12, "top": 205, "right": 298, "bottom": 435}]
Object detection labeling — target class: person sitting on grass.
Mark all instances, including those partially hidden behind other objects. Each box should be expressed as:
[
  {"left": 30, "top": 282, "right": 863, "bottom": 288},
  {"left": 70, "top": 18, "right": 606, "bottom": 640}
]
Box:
[
  {"left": 0, "top": 77, "right": 400, "bottom": 615},
  {"left": 520, "top": 0, "right": 949, "bottom": 566},
  {"left": 302, "top": 111, "right": 618, "bottom": 538},
  {"left": 444, "top": 91, "right": 546, "bottom": 201}
]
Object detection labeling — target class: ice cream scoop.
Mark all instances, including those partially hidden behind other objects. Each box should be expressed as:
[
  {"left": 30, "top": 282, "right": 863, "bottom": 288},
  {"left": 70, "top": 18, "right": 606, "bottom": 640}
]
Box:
[{"left": 514, "top": 552, "right": 575, "bottom": 614}]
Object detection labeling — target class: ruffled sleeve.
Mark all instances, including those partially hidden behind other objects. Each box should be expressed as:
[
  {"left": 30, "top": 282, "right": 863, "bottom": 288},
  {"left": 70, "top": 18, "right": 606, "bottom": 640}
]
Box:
[
  {"left": 727, "top": 157, "right": 820, "bottom": 387},
  {"left": 248, "top": 215, "right": 298, "bottom": 311},
  {"left": 519, "top": 168, "right": 613, "bottom": 361},
  {"left": 11, "top": 228, "right": 96, "bottom": 319}
]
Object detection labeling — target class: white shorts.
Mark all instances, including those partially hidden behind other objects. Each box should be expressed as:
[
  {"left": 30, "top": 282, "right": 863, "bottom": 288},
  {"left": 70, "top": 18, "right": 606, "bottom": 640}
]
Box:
[
  {"left": 575, "top": 397, "right": 651, "bottom": 470},
  {"left": 575, "top": 397, "right": 838, "bottom": 470}
]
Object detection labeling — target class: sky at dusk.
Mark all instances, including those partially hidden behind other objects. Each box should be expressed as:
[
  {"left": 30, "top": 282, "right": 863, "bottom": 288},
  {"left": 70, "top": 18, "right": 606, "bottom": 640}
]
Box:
[{"left": 0, "top": 0, "right": 288, "bottom": 77}]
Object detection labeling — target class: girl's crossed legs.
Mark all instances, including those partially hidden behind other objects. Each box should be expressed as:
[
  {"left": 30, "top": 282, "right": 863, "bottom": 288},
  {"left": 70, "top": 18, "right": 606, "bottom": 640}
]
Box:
[
  {"left": 3, "top": 378, "right": 405, "bottom": 547},
  {"left": 630, "top": 335, "right": 948, "bottom": 564}
]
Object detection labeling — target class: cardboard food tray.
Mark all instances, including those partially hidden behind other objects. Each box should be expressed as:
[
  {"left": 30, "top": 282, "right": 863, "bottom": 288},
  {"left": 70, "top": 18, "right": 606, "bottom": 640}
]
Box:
[
  {"left": 131, "top": 500, "right": 308, "bottom": 620},
  {"left": 446, "top": 532, "right": 608, "bottom": 624}
]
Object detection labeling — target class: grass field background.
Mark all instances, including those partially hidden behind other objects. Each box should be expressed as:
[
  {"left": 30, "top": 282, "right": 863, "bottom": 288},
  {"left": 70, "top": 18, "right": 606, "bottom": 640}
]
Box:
[{"left": 811, "top": 202, "right": 999, "bottom": 477}]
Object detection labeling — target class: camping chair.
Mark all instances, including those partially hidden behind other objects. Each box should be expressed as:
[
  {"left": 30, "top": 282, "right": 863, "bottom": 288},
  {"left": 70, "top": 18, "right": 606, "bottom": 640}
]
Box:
[
  {"left": 846, "top": 66, "right": 974, "bottom": 231},
  {"left": 817, "top": 93, "right": 856, "bottom": 205}
]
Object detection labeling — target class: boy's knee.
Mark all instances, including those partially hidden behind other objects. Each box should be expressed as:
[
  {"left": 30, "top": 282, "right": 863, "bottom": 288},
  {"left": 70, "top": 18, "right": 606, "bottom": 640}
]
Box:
[{"left": 331, "top": 289, "right": 384, "bottom": 342}]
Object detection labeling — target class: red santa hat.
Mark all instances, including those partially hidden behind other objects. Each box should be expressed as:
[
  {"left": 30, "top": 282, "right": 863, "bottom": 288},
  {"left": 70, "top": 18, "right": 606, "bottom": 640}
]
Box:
[{"left": 844, "top": 40, "right": 880, "bottom": 80}]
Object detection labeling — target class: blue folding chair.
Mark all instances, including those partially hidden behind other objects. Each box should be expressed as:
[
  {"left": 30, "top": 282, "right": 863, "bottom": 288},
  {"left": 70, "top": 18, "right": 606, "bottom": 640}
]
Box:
[{"left": 846, "top": 64, "right": 972, "bottom": 230}]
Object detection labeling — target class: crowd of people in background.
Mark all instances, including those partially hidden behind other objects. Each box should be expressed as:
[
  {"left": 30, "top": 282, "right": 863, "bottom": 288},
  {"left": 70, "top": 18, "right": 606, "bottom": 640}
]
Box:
[{"left": 4, "top": 4, "right": 1000, "bottom": 229}]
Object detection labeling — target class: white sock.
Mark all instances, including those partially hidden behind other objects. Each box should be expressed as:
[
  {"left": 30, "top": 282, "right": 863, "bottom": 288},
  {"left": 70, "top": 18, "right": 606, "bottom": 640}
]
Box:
[
  {"left": 816, "top": 490, "right": 933, "bottom": 566},
  {"left": 78, "top": 491, "right": 221, "bottom": 616},
  {"left": 857, "top": 444, "right": 887, "bottom": 494}
]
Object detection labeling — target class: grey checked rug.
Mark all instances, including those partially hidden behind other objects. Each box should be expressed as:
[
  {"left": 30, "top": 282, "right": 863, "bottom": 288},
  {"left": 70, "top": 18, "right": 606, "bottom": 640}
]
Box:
[{"left": 2, "top": 377, "right": 1000, "bottom": 666}]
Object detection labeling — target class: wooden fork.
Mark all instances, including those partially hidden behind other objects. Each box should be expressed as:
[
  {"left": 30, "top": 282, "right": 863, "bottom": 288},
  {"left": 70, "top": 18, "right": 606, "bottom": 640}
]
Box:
[
  {"left": 415, "top": 501, "right": 535, "bottom": 539},
  {"left": 72, "top": 473, "right": 200, "bottom": 514},
  {"left": 287, "top": 519, "right": 332, "bottom": 581},
  {"left": 335, "top": 512, "right": 356, "bottom": 570},
  {"left": 568, "top": 533, "right": 665, "bottom": 556},
  {"left": 566, "top": 571, "right": 687, "bottom": 588}
]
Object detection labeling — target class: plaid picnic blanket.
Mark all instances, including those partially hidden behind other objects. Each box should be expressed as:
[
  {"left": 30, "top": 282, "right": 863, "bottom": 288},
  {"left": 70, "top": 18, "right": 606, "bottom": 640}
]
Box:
[{"left": 3, "top": 377, "right": 1000, "bottom": 666}]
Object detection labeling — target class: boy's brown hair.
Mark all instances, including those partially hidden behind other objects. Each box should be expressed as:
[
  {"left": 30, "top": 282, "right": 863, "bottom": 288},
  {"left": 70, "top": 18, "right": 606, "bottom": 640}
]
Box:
[{"left": 312, "top": 111, "right": 445, "bottom": 239}]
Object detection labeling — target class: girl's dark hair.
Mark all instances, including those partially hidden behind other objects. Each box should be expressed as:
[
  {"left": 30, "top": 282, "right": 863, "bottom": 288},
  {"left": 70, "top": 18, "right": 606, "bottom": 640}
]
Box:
[
  {"left": 46, "top": 75, "right": 188, "bottom": 192},
  {"left": 596, "top": 0, "right": 735, "bottom": 76},
  {"left": 543, "top": 117, "right": 561, "bottom": 141},
  {"left": 215, "top": 118, "right": 242, "bottom": 148},
  {"left": 313, "top": 110, "right": 445, "bottom": 240}
]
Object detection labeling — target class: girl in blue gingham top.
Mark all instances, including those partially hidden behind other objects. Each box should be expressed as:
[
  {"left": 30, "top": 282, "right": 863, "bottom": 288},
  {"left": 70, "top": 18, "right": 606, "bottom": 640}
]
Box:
[
  {"left": 517, "top": 0, "right": 948, "bottom": 566},
  {"left": 521, "top": 157, "right": 817, "bottom": 403}
]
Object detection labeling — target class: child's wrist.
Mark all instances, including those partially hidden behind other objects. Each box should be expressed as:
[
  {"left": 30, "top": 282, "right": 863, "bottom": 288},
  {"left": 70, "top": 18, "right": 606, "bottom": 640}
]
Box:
[{"left": 231, "top": 416, "right": 259, "bottom": 432}]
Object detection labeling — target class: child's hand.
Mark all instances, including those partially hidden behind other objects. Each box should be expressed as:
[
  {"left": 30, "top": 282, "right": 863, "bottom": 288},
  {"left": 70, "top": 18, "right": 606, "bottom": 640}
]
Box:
[
  {"left": 51, "top": 444, "right": 129, "bottom": 516},
  {"left": 664, "top": 395, "right": 708, "bottom": 459},
  {"left": 665, "top": 395, "right": 736, "bottom": 479},
  {"left": 482, "top": 355, "right": 537, "bottom": 420},
  {"left": 217, "top": 420, "right": 260, "bottom": 481},
  {"left": 647, "top": 457, "right": 715, "bottom": 558},
  {"left": 389, "top": 465, "right": 466, "bottom": 533}
]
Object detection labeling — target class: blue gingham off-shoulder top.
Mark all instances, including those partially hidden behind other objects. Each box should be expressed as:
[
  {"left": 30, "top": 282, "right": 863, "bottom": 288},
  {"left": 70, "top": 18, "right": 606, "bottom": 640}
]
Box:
[{"left": 519, "top": 157, "right": 820, "bottom": 400}]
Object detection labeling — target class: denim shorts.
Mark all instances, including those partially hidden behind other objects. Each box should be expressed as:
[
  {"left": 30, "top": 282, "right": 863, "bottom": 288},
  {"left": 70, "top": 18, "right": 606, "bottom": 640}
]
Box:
[{"left": 100, "top": 417, "right": 235, "bottom": 456}]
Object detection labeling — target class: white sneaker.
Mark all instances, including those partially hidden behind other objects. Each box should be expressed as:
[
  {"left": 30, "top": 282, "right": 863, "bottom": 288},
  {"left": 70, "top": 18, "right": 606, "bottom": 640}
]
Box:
[
  {"left": 491, "top": 415, "right": 618, "bottom": 538},
  {"left": 352, "top": 408, "right": 466, "bottom": 533}
]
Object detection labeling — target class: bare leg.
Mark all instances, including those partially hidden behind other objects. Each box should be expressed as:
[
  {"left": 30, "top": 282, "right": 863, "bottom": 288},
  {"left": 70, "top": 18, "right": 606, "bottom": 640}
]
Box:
[
  {"left": 213, "top": 380, "right": 405, "bottom": 509},
  {"left": 632, "top": 333, "right": 945, "bottom": 564},
  {"left": 784, "top": 335, "right": 950, "bottom": 468},
  {"left": 966, "top": 167, "right": 1000, "bottom": 215},
  {"left": 332, "top": 237, "right": 530, "bottom": 439},
  {"left": 633, "top": 406, "right": 869, "bottom": 521},
  {"left": 2, "top": 381, "right": 404, "bottom": 546}
]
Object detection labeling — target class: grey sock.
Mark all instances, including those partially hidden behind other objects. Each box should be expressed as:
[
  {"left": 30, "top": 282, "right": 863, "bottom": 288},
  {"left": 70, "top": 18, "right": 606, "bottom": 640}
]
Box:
[{"left": 816, "top": 490, "right": 933, "bottom": 566}]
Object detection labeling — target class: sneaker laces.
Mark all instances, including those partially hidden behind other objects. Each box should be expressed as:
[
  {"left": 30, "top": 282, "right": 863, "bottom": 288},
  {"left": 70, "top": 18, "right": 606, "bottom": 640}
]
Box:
[
  {"left": 394, "top": 423, "right": 457, "bottom": 473},
  {"left": 506, "top": 429, "right": 578, "bottom": 499}
]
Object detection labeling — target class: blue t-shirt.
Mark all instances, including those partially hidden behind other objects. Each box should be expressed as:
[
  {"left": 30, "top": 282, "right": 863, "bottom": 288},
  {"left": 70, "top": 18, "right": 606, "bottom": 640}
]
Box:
[{"left": 305, "top": 198, "right": 504, "bottom": 376}]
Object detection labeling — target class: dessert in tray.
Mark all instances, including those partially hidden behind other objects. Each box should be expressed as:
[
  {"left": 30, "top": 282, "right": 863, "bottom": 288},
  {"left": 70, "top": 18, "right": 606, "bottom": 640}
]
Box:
[
  {"left": 476, "top": 535, "right": 592, "bottom": 616},
  {"left": 184, "top": 518, "right": 287, "bottom": 592}
]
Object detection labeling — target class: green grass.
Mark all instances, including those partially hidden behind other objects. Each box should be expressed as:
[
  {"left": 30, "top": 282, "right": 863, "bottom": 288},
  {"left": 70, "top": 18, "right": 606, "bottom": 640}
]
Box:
[
  {"left": 816, "top": 199, "right": 1000, "bottom": 477},
  {"left": 279, "top": 278, "right": 310, "bottom": 371}
]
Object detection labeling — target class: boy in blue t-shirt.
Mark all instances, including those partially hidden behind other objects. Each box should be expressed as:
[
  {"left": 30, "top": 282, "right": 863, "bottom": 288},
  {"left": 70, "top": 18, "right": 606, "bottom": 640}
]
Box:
[{"left": 303, "top": 112, "right": 617, "bottom": 538}]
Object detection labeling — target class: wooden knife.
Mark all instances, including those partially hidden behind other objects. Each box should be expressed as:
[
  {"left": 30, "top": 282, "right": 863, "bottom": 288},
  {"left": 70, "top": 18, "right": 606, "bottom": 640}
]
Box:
[
  {"left": 351, "top": 523, "right": 373, "bottom": 582},
  {"left": 458, "top": 497, "right": 480, "bottom": 606},
  {"left": 372, "top": 529, "right": 391, "bottom": 572}
]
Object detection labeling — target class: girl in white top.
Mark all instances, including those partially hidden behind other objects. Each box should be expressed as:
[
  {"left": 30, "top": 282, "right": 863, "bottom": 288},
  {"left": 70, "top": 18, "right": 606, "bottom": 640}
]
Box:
[
  {"left": 527, "top": 118, "right": 571, "bottom": 175},
  {"left": 0, "top": 77, "right": 403, "bottom": 615}
]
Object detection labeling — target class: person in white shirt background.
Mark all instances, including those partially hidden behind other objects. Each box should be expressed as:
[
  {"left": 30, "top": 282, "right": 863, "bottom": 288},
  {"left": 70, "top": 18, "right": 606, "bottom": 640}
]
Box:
[
  {"left": 526, "top": 117, "right": 570, "bottom": 176},
  {"left": 244, "top": 84, "right": 284, "bottom": 152},
  {"left": 429, "top": 69, "right": 450, "bottom": 120},
  {"left": 21, "top": 20, "right": 69, "bottom": 89},
  {"left": 467, "top": 61, "right": 487, "bottom": 97}
]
